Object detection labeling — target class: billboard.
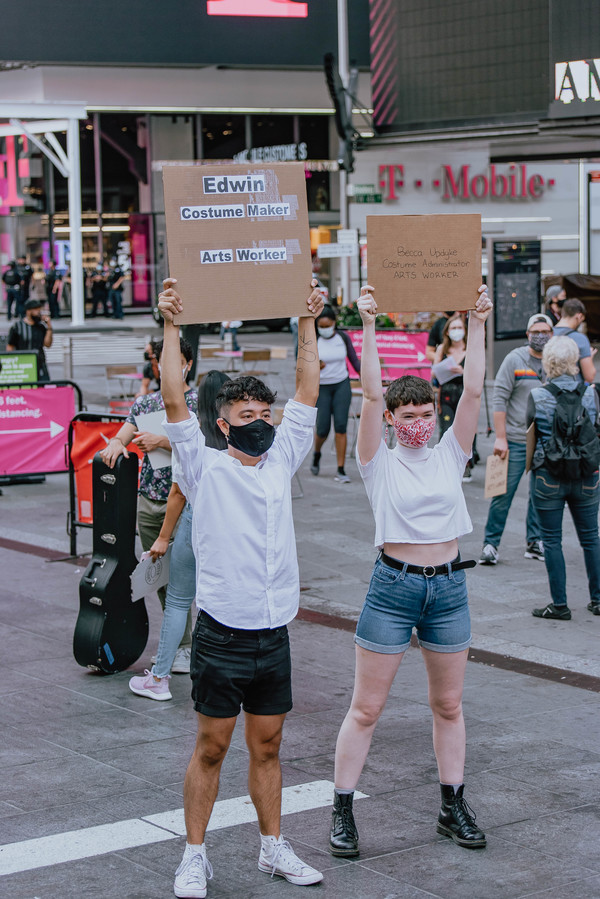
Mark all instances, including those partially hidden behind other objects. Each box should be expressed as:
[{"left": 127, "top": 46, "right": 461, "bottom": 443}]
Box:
[
  {"left": 369, "top": 0, "right": 549, "bottom": 133},
  {"left": 0, "top": 0, "right": 369, "bottom": 69}
]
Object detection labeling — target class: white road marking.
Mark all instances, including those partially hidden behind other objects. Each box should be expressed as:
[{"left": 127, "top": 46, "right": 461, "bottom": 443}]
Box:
[{"left": 0, "top": 780, "right": 367, "bottom": 877}]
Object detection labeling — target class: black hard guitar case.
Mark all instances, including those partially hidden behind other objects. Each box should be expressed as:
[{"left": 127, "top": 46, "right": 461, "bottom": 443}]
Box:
[{"left": 73, "top": 452, "right": 149, "bottom": 673}]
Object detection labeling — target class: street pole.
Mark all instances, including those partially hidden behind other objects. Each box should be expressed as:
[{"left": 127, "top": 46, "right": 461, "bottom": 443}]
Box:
[
  {"left": 67, "top": 118, "right": 85, "bottom": 327},
  {"left": 338, "top": 0, "right": 351, "bottom": 305}
]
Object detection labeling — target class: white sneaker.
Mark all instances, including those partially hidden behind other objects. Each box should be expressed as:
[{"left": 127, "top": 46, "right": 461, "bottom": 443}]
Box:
[
  {"left": 172, "top": 647, "right": 191, "bottom": 674},
  {"left": 174, "top": 844, "right": 213, "bottom": 898},
  {"left": 258, "top": 835, "right": 323, "bottom": 886},
  {"left": 478, "top": 543, "right": 499, "bottom": 565}
]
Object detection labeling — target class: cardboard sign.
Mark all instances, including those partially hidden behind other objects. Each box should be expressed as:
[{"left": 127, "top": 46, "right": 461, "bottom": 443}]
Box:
[
  {"left": 484, "top": 452, "right": 509, "bottom": 499},
  {"left": 366, "top": 214, "right": 482, "bottom": 313},
  {"left": 525, "top": 422, "right": 536, "bottom": 472},
  {"left": 134, "top": 409, "right": 172, "bottom": 470},
  {"left": 163, "top": 163, "right": 312, "bottom": 324}
]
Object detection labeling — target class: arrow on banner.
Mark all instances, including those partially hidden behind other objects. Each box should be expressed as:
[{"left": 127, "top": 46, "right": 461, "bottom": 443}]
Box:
[{"left": 0, "top": 420, "right": 65, "bottom": 438}]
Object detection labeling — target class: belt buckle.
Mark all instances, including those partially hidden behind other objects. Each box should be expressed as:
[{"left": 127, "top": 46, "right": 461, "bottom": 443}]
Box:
[{"left": 422, "top": 564, "right": 436, "bottom": 578}]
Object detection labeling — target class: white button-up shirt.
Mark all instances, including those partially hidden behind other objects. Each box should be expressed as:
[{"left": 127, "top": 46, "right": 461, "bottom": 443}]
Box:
[{"left": 163, "top": 399, "right": 316, "bottom": 630}]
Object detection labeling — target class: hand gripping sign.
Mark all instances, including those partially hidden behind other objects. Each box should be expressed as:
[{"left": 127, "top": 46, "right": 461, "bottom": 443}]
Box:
[{"left": 163, "top": 162, "right": 312, "bottom": 325}]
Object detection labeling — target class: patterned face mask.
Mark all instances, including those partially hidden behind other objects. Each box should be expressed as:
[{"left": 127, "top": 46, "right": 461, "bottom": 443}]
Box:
[{"left": 392, "top": 416, "right": 436, "bottom": 448}]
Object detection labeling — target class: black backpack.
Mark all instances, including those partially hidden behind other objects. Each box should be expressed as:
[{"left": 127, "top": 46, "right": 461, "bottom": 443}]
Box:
[{"left": 542, "top": 382, "right": 600, "bottom": 479}]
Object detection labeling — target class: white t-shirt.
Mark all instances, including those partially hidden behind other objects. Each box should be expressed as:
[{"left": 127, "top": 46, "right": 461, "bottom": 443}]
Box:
[
  {"left": 163, "top": 399, "right": 316, "bottom": 629},
  {"left": 356, "top": 427, "right": 472, "bottom": 547},
  {"left": 318, "top": 332, "right": 349, "bottom": 385}
]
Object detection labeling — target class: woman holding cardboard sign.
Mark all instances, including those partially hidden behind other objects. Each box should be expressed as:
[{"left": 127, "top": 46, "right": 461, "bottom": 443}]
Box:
[{"left": 328, "top": 283, "right": 492, "bottom": 858}]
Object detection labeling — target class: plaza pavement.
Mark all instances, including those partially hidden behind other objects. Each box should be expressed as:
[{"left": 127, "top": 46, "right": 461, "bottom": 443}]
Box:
[{"left": 0, "top": 315, "right": 599, "bottom": 897}]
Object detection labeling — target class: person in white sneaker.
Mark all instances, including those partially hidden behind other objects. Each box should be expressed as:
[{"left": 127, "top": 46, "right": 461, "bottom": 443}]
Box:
[
  {"left": 129, "top": 371, "right": 232, "bottom": 702},
  {"left": 158, "top": 279, "right": 324, "bottom": 897},
  {"left": 478, "top": 314, "right": 552, "bottom": 566}
]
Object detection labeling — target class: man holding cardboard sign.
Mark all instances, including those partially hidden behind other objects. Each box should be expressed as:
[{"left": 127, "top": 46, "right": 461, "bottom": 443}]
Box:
[{"left": 157, "top": 277, "right": 324, "bottom": 897}]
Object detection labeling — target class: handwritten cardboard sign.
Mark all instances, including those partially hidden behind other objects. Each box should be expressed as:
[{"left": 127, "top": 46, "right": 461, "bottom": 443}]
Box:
[
  {"left": 484, "top": 452, "right": 509, "bottom": 499},
  {"left": 366, "top": 214, "right": 481, "bottom": 312},
  {"left": 163, "top": 163, "right": 312, "bottom": 324}
]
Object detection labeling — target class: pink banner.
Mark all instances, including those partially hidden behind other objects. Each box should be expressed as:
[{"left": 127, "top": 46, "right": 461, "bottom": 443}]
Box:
[
  {"left": 0, "top": 386, "right": 76, "bottom": 475},
  {"left": 345, "top": 329, "right": 432, "bottom": 381}
]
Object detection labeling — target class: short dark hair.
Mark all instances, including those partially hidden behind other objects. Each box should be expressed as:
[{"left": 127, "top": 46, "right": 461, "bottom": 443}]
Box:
[
  {"left": 561, "top": 298, "right": 586, "bottom": 318},
  {"left": 317, "top": 304, "right": 338, "bottom": 324},
  {"left": 385, "top": 375, "right": 435, "bottom": 413},
  {"left": 154, "top": 337, "right": 193, "bottom": 363},
  {"left": 24, "top": 298, "right": 43, "bottom": 310},
  {"left": 216, "top": 375, "right": 277, "bottom": 415}
]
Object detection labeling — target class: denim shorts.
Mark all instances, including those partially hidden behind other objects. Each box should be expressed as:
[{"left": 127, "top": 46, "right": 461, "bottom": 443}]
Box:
[
  {"left": 191, "top": 611, "right": 292, "bottom": 718},
  {"left": 355, "top": 557, "right": 471, "bottom": 654}
]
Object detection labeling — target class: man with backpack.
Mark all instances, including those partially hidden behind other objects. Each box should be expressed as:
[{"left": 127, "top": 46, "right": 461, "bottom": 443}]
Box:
[
  {"left": 553, "top": 298, "right": 597, "bottom": 384},
  {"left": 527, "top": 336, "right": 600, "bottom": 620}
]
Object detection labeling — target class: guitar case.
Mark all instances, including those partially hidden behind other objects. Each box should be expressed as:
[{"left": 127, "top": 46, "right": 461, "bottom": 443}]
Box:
[{"left": 73, "top": 452, "right": 149, "bottom": 673}]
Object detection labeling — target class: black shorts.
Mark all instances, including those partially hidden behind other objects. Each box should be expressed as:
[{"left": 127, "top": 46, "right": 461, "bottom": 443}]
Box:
[{"left": 190, "top": 611, "right": 293, "bottom": 718}]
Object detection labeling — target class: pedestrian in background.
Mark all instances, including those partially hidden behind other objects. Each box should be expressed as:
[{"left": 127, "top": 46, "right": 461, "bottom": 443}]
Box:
[
  {"left": 553, "top": 298, "right": 596, "bottom": 384},
  {"left": 478, "top": 313, "right": 553, "bottom": 566},
  {"left": 6, "top": 298, "right": 53, "bottom": 381},
  {"left": 45, "top": 260, "right": 62, "bottom": 319},
  {"left": 2, "top": 260, "right": 21, "bottom": 320},
  {"left": 544, "top": 284, "right": 566, "bottom": 326},
  {"left": 129, "top": 370, "right": 232, "bottom": 701},
  {"left": 100, "top": 337, "right": 198, "bottom": 674},
  {"left": 310, "top": 304, "right": 361, "bottom": 483},
  {"left": 107, "top": 264, "right": 126, "bottom": 319},
  {"left": 528, "top": 336, "right": 600, "bottom": 620},
  {"left": 433, "top": 316, "right": 478, "bottom": 481}
]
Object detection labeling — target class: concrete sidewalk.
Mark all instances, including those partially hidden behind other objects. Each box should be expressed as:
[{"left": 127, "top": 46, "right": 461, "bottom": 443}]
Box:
[{"left": 0, "top": 545, "right": 599, "bottom": 897}]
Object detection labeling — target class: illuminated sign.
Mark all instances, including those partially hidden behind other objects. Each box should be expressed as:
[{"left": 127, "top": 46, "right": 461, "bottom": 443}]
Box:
[
  {"left": 0, "top": 136, "right": 31, "bottom": 214},
  {"left": 549, "top": 58, "right": 600, "bottom": 118},
  {"left": 207, "top": 0, "right": 308, "bottom": 17},
  {"left": 376, "top": 163, "right": 553, "bottom": 203},
  {"left": 555, "top": 58, "right": 600, "bottom": 105}
]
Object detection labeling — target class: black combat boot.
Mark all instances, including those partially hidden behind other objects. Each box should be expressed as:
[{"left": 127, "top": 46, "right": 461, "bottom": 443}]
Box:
[
  {"left": 329, "top": 791, "right": 359, "bottom": 857},
  {"left": 437, "top": 784, "right": 486, "bottom": 849}
]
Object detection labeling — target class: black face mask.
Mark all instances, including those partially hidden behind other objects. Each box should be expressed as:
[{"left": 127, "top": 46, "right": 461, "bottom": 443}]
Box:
[{"left": 224, "top": 418, "right": 275, "bottom": 457}]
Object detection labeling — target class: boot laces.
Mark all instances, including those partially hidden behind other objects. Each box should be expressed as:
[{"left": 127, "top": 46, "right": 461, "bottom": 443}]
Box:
[
  {"left": 339, "top": 805, "right": 358, "bottom": 838},
  {"left": 454, "top": 795, "right": 478, "bottom": 830}
]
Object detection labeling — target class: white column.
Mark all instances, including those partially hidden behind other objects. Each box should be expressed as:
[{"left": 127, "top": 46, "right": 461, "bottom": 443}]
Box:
[
  {"left": 67, "top": 117, "right": 85, "bottom": 327},
  {"left": 338, "top": 0, "right": 350, "bottom": 304}
]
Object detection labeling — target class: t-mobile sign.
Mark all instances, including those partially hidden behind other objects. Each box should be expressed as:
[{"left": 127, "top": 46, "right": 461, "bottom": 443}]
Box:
[{"left": 207, "top": 0, "right": 308, "bottom": 16}]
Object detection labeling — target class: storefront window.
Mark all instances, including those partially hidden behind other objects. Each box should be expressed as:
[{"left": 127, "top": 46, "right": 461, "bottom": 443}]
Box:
[
  {"left": 202, "top": 115, "right": 246, "bottom": 159},
  {"left": 250, "top": 115, "right": 294, "bottom": 147}
]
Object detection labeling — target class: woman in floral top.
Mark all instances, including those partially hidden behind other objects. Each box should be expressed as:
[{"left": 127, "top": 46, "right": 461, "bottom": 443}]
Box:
[{"left": 100, "top": 337, "right": 198, "bottom": 671}]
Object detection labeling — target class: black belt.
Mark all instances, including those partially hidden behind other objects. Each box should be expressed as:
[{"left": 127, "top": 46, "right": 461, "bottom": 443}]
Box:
[{"left": 379, "top": 551, "right": 476, "bottom": 578}]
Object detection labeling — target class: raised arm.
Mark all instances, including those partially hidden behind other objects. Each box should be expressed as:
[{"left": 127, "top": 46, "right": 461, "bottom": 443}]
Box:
[
  {"left": 356, "top": 285, "right": 384, "bottom": 464},
  {"left": 157, "top": 278, "right": 190, "bottom": 423},
  {"left": 452, "top": 285, "right": 493, "bottom": 455},
  {"left": 294, "top": 279, "right": 324, "bottom": 407}
]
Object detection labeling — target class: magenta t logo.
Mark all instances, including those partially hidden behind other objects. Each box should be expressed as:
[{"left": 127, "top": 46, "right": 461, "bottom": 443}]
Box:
[{"left": 207, "top": 0, "right": 308, "bottom": 17}]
